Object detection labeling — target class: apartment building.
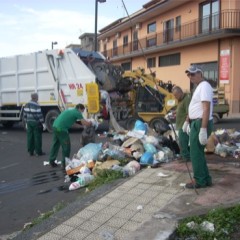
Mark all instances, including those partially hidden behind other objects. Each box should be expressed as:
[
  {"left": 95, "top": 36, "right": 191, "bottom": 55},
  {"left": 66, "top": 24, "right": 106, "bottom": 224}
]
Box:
[
  {"left": 98, "top": 0, "right": 240, "bottom": 114},
  {"left": 79, "top": 33, "right": 95, "bottom": 51}
]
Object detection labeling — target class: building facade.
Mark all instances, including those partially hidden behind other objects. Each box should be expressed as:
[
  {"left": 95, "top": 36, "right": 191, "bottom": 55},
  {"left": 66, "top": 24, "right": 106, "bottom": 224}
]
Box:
[
  {"left": 98, "top": 0, "right": 240, "bottom": 114},
  {"left": 79, "top": 33, "right": 95, "bottom": 51}
]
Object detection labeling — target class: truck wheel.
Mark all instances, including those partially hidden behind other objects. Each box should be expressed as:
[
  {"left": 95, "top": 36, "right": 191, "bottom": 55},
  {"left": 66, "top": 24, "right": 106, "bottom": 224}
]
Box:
[
  {"left": 45, "top": 110, "right": 60, "bottom": 133},
  {"left": 213, "top": 114, "right": 219, "bottom": 124},
  {"left": 2, "top": 121, "right": 14, "bottom": 128},
  {"left": 125, "top": 117, "right": 143, "bottom": 131},
  {"left": 149, "top": 117, "right": 170, "bottom": 134}
]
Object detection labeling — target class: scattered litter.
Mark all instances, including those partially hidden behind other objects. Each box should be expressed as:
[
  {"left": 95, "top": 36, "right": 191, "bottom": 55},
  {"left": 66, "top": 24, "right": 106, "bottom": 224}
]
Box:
[
  {"left": 137, "top": 205, "right": 143, "bottom": 210},
  {"left": 100, "top": 230, "right": 114, "bottom": 240},
  {"left": 157, "top": 172, "right": 169, "bottom": 177},
  {"left": 23, "top": 222, "right": 32, "bottom": 230},
  {"left": 43, "top": 160, "right": 60, "bottom": 166},
  {"left": 179, "top": 183, "right": 186, "bottom": 187},
  {"left": 200, "top": 221, "right": 215, "bottom": 232},
  {"left": 153, "top": 212, "right": 174, "bottom": 219},
  {"left": 186, "top": 221, "right": 197, "bottom": 229},
  {"left": 186, "top": 221, "right": 215, "bottom": 232}
]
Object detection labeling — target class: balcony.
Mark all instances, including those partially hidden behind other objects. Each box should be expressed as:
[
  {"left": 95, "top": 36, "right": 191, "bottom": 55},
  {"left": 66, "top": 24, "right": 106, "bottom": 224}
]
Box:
[{"left": 102, "top": 10, "right": 240, "bottom": 59}]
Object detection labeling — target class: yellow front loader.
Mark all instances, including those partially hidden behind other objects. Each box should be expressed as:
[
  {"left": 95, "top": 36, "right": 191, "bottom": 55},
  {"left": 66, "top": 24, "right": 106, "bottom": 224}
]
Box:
[{"left": 121, "top": 68, "right": 177, "bottom": 130}]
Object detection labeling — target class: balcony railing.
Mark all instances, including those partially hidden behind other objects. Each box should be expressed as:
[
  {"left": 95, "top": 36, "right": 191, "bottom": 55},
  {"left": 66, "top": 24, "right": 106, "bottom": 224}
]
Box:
[{"left": 102, "top": 10, "right": 240, "bottom": 59}]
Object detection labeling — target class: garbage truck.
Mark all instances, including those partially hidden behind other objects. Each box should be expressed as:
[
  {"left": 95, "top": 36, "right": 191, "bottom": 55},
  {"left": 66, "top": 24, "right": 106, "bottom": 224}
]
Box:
[{"left": 0, "top": 48, "right": 100, "bottom": 132}]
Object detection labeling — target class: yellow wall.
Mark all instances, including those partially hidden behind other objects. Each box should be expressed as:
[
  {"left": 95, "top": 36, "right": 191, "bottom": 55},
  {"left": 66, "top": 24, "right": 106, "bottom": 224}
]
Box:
[{"left": 100, "top": 0, "right": 240, "bottom": 113}]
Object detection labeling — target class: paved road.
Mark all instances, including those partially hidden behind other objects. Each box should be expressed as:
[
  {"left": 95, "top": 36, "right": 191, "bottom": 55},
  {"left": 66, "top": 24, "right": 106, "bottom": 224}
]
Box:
[{"left": 0, "top": 116, "right": 239, "bottom": 239}]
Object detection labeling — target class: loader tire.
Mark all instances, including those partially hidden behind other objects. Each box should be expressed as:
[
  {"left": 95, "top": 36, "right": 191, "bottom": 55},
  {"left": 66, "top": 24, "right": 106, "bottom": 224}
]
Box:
[
  {"left": 125, "top": 117, "right": 143, "bottom": 131},
  {"left": 149, "top": 117, "right": 170, "bottom": 134},
  {"left": 45, "top": 110, "right": 60, "bottom": 133},
  {"left": 212, "top": 114, "right": 219, "bottom": 124}
]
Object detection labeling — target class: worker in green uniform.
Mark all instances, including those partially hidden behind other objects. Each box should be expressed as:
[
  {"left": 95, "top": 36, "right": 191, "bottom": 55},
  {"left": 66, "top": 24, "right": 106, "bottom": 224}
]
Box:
[
  {"left": 24, "top": 93, "right": 46, "bottom": 157},
  {"left": 49, "top": 104, "right": 92, "bottom": 168},
  {"left": 183, "top": 65, "right": 213, "bottom": 189},
  {"left": 172, "top": 86, "right": 191, "bottom": 162}
]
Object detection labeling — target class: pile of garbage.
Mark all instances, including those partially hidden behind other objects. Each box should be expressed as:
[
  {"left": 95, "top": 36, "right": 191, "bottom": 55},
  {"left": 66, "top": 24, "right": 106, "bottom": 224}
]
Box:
[
  {"left": 64, "top": 119, "right": 180, "bottom": 191},
  {"left": 206, "top": 128, "right": 240, "bottom": 158}
]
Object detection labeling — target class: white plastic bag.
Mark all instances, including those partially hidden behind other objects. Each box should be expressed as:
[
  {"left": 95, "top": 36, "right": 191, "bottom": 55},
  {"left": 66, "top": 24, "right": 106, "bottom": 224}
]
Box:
[{"left": 69, "top": 174, "right": 95, "bottom": 191}]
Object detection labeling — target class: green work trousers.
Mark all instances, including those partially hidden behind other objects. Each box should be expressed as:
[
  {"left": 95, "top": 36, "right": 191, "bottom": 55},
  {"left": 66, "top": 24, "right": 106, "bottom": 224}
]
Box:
[
  {"left": 27, "top": 121, "right": 42, "bottom": 155},
  {"left": 49, "top": 129, "right": 70, "bottom": 165},
  {"left": 189, "top": 119, "right": 213, "bottom": 187},
  {"left": 178, "top": 128, "right": 190, "bottom": 161}
]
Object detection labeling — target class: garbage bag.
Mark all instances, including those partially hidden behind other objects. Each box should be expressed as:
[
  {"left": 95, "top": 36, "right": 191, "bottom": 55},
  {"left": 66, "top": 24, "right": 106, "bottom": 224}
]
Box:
[
  {"left": 133, "top": 120, "right": 148, "bottom": 133},
  {"left": 123, "top": 160, "right": 141, "bottom": 176},
  {"left": 80, "top": 126, "right": 96, "bottom": 146},
  {"left": 143, "top": 143, "right": 157, "bottom": 154},
  {"left": 77, "top": 143, "right": 102, "bottom": 161},
  {"left": 69, "top": 174, "right": 95, "bottom": 191},
  {"left": 140, "top": 152, "right": 154, "bottom": 165}
]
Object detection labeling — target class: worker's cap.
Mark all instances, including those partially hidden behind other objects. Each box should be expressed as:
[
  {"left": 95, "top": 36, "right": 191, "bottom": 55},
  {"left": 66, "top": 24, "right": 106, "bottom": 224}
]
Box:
[{"left": 185, "top": 65, "right": 203, "bottom": 75}]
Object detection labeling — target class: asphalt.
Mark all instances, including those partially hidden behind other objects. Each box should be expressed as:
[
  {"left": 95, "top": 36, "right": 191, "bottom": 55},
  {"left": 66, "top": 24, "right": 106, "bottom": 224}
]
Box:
[{"left": 12, "top": 153, "right": 240, "bottom": 240}]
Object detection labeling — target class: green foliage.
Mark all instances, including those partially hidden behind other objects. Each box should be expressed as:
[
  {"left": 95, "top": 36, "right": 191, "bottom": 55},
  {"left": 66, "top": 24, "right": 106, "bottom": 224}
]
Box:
[
  {"left": 176, "top": 204, "right": 240, "bottom": 240},
  {"left": 87, "top": 168, "right": 124, "bottom": 191},
  {"left": 23, "top": 202, "right": 65, "bottom": 231}
]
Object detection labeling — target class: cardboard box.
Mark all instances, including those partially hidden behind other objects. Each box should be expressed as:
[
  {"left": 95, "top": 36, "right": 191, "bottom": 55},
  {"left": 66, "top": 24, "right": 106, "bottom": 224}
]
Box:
[{"left": 66, "top": 166, "right": 82, "bottom": 175}]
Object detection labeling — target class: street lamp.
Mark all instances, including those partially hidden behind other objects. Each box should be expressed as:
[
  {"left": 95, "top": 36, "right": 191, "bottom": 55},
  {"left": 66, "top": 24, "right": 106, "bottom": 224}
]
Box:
[
  {"left": 51, "top": 41, "right": 58, "bottom": 49},
  {"left": 94, "top": 0, "right": 106, "bottom": 51}
]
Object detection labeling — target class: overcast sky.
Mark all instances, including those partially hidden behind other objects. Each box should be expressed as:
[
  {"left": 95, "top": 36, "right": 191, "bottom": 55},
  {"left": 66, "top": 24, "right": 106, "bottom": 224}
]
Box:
[{"left": 0, "top": 0, "right": 148, "bottom": 57}]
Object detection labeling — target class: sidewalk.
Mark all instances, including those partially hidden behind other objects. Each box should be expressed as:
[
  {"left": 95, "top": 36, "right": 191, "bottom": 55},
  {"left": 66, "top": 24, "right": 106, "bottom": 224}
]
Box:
[
  {"left": 14, "top": 155, "right": 240, "bottom": 240},
  {"left": 225, "top": 113, "right": 240, "bottom": 119}
]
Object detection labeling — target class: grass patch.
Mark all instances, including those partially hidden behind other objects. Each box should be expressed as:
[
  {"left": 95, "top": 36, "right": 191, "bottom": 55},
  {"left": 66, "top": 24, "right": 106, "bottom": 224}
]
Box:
[
  {"left": 176, "top": 204, "right": 240, "bottom": 240},
  {"left": 87, "top": 168, "right": 124, "bottom": 191},
  {"left": 23, "top": 201, "right": 65, "bottom": 231}
]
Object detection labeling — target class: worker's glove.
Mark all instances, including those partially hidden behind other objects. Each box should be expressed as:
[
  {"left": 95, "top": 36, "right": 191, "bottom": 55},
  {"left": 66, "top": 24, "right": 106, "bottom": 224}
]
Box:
[
  {"left": 199, "top": 128, "right": 208, "bottom": 145},
  {"left": 88, "top": 119, "right": 99, "bottom": 130},
  {"left": 186, "top": 124, "right": 191, "bottom": 135},
  {"left": 42, "top": 123, "right": 47, "bottom": 131},
  {"left": 182, "top": 121, "right": 189, "bottom": 133}
]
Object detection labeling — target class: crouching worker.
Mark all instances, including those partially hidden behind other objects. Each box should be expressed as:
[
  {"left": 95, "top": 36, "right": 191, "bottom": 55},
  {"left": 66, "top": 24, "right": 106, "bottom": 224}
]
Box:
[{"left": 48, "top": 104, "right": 92, "bottom": 169}]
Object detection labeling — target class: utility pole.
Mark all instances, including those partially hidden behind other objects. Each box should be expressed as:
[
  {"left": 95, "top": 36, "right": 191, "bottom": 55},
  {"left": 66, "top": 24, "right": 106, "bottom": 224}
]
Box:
[{"left": 94, "top": 0, "right": 106, "bottom": 51}]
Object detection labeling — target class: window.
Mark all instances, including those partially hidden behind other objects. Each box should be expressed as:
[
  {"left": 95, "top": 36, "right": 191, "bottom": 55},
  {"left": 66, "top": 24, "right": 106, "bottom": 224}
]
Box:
[
  {"left": 190, "top": 62, "right": 218, "bottom": 90},
  {"left": 159, "top": 53, "right": 180, "bottom": 67},
  {"left": 113, "top": 39, "right": 118, "bottom": 56},
  {"left": 123, "top": 35, "right": 128, "bottom": 46},
  {"left": 136, "top": 86, "right": 164, "bottom": 112},
  {"left": 133, "top": 31, "right": 138, "bottom": 51},
  {"left": 147, "top": 37, "right": 156, "bottom": 48},
  {"left": 163, "top": 19, "right": 174, "bottom": 42},
  {"left": 200, "top": 0, "right": 219, "bottom": 33},
  {"left": 147, "top": 57, "right": 156, "bottom": 68},
  {"left": 176, "top": 16, "right": 181, "bottom": 32},
  {"left": 121, "top": 62, "right": 131, "bottom": 71},
  {"left": 147, "top": 22, "right": 156, "bottom": 33},
  {"left": 103, "top": 43, "right": 107, "bottom": 57}
]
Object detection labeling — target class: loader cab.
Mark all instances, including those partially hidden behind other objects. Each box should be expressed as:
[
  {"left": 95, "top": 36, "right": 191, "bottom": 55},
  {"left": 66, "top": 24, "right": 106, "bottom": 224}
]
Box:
[{"left": 135, "top": 86, "right": 165, "bottom": 113}]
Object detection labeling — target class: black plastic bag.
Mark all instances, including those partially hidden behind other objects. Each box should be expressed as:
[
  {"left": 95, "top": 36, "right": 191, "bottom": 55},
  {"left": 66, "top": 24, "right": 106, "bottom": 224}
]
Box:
[{"left": 80, "top": 126, "right": 96, "bottom": 146}]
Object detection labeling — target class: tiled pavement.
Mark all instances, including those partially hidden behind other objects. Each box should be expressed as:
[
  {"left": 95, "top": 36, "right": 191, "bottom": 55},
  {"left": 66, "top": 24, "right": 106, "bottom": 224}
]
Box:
[{"left": 37, "top": 168, "right": 190, "bottom": 240}]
